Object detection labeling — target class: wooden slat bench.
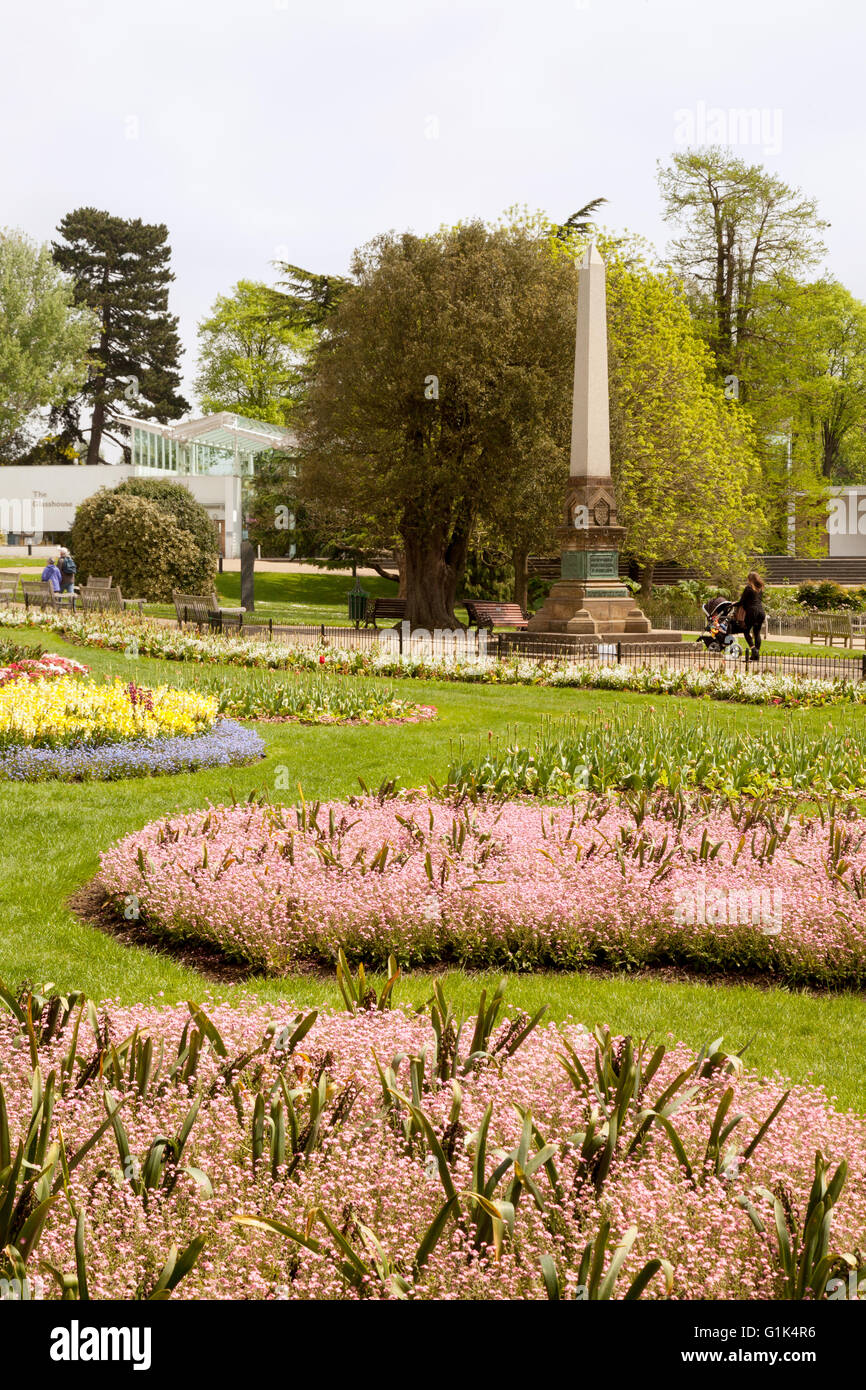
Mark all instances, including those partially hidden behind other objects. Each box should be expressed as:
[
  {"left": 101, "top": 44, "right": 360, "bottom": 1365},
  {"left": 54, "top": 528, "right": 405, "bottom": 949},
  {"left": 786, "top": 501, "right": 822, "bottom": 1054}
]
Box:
[
  {"left": 173, "top": 591, "right": 246, "bottom": 630},
  {"left": 808, "top": 612, "right": 856, "bottom": 648},
  {"left": 79, "top": 585, "right": 145, "bottom": 615},
  {"left": 85, "top": 576, "right": 113, "bottom": 589},
  {"left": 21, "top": 580, "right": 60, "bottom": 609},
  {"left": 465, "top": 600, "right": 529, "bottom": 631},
  {"left": 0, "top": 575, "right": 20, "bottom": 605},
  {"left": 363, "top": 597, "right": 407, "bottom": 628}
]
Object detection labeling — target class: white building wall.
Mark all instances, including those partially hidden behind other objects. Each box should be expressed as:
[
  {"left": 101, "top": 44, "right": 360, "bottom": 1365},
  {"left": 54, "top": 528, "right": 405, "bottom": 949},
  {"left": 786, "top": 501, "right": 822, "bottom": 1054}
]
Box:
[{"left": 0, "top": 466, "right": 238, "bottom": 555}]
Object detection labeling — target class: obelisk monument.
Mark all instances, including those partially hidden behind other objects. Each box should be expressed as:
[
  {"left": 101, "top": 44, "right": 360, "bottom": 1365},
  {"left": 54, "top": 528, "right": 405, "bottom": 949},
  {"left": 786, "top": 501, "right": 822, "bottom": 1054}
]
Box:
[{"left": 527, "top": 243, "right": 654, "bottom": 640}]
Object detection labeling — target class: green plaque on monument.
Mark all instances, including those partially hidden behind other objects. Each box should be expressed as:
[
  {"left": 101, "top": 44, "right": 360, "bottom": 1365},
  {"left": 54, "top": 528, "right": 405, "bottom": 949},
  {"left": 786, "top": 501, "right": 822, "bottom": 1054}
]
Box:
[
  {"left": 587, "top": 550, "right": 619, "bottom": 579},
  {"left": 561, "top": 549, "right": 620, "bottom": 581}
]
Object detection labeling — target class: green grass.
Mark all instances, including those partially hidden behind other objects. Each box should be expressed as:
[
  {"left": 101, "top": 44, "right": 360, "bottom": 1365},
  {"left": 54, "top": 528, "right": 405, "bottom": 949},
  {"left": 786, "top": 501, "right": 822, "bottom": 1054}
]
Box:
[
  {"left": 3, "top": 621, "right": 866, "bottom": 1110},
  {"left": 141, "top": 568, "right": 438, "bottom": 626}
]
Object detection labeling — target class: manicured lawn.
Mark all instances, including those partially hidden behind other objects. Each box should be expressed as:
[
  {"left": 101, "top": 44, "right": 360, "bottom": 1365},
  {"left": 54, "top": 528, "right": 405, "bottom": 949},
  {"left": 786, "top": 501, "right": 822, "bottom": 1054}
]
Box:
[
  {"left": 141, "top": 568, "right": 430, "bottom": 626},
  {"left": 3, "top": 619, "right": 866, "bottom": 1110}
]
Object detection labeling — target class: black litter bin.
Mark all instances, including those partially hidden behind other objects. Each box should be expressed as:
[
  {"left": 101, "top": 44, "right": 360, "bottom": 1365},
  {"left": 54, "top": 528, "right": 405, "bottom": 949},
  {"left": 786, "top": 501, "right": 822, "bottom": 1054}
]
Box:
[{"left": 347, "top": 581, "right": 368, "bottom": 628}]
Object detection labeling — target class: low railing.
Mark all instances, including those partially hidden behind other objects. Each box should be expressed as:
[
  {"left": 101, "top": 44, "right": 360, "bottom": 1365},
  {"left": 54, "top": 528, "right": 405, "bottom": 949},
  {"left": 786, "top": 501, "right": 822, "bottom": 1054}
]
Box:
[{"left": 199, "top": 614, "right": 866, "bottom": 683}]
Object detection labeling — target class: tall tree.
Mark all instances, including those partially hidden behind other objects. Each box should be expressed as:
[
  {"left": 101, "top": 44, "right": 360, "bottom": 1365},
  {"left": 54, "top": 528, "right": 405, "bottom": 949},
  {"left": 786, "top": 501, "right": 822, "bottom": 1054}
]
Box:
[
  {"left": 297, "top": 214, "right": 576, "bottom": 628},
  {"left": 604, "top": 243, "right": 766, "bottom": 593},
  {"left": 193, "top": 279, "right": 313, "bottom": 425},
  {"left": 657, "top": 150, "right": 828, "bottom": 391},
  {"left": 52, "top": 208, "right": 188, "bottom": 464},
  {"left": 747, "top": 277, "right": 866, "bottom": 482},
  {"left": 0, "top": 229, "right": 94, "bottom": 457}
]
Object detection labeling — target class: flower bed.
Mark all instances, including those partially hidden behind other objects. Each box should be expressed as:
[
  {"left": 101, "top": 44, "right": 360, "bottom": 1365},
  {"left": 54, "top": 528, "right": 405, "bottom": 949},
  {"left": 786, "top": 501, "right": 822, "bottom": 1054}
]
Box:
[
  {"left": 0, "top": 676, "right": 217, "bottom": 749},
  {"left": 192, "top": 670, "right": 437, "bottom": 725},
  {"left": 448, "top": 710, "right": 866, "bottom": 798},
  {"left": 0, "top": 652, "right": 89, "bottom": 685},
  {"left": 98, "top": 795, "right": 866, "bottom": 986},
  {"left": 2, "top": 982, "right": 864, "bottom": 1301},
  {"left": 3, "top": 608, "right": 865, "bottom": 707},
  {"left": 0, "top": 717, "right": 264, "bottom": 782},
  {"left": 0, "top": 672, "right": 263, "bottom": 781}
]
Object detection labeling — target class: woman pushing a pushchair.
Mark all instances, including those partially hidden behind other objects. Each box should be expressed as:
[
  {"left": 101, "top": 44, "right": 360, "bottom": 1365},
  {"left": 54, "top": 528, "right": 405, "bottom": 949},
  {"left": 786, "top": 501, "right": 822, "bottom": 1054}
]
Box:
[
  {"left": 732, "top": 571, "right": 767, "bottom": 660},
  {"left": 697, "top": 572, "right": 767, "bottom": 661}
]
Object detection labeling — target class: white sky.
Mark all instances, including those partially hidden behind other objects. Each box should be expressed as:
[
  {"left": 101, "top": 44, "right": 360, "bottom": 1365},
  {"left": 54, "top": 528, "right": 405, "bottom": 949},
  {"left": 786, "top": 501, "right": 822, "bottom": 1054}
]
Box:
[{"left": 2, "top": 0, "right": 863, "bottom": 404}]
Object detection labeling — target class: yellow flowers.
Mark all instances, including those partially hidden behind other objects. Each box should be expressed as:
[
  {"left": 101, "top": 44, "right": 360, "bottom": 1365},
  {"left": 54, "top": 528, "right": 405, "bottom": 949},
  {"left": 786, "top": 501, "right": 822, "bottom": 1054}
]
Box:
[{"left": 0, "top": 677, "right": 218, "bottom": 749}]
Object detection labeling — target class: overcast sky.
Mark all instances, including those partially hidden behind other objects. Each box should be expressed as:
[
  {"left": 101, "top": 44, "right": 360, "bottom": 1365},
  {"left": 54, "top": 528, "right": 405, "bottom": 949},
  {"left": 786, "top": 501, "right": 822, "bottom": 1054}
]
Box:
[{"left": 3, "top": 0, "right": 863, "bottom": 405}]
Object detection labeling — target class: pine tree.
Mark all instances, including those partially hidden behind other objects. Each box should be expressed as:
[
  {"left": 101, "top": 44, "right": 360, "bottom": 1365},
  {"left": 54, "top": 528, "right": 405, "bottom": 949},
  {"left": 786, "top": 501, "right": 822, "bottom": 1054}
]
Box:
[{"left": 52, "top": 208, "right": 188, "bottom": 463}]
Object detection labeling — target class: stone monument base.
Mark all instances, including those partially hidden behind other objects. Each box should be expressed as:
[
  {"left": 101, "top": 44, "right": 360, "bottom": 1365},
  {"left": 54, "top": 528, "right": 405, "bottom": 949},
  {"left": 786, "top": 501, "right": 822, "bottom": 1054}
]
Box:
[{"left": 526, "top": 579, "right": 682, "bottom": 645}]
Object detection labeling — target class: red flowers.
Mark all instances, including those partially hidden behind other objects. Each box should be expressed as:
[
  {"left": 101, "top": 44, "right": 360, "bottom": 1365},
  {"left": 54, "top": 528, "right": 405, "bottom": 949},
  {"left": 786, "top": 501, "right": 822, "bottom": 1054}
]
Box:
[{"left": 0, "top": 654, "right": 88, "bottom": 686}]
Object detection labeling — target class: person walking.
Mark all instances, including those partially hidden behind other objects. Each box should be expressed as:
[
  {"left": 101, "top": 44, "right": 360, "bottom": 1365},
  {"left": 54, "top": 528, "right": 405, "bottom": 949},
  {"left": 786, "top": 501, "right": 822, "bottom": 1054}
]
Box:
[
  {"left": 40, "top": 556, "right": 62, "bottom": 593},
  {"left": 58, "top": 547, "right": 77, "bottom": 594},
  {"left": 733, "top": 571, "right": 767, "bottom": 660}
]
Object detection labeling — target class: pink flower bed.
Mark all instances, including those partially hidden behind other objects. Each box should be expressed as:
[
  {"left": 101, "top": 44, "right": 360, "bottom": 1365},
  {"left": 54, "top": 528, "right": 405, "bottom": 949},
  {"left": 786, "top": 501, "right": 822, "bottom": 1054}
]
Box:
[
  {"left": 4, "top": 996, "right": 865, "bottom": 1300},
  {"left": 0, "top": 652, "right": 88, "bottom": 685},
  {"left": 98, "top": 798, "right": 866, "bottom": 986}
]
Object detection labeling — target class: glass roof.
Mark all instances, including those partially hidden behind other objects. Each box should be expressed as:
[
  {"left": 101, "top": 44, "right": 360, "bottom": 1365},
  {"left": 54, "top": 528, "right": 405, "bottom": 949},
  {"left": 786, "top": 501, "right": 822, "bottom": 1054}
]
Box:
[{"left": 120, "top": 411, "right": 295, "bottom": 455}]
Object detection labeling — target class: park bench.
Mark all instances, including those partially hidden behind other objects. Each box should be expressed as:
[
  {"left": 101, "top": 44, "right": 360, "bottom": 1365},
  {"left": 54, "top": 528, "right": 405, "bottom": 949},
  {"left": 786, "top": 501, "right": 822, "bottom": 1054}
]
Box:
[
  {"left": 363, "top": 597, "right": 407, "bottom": 628},
  {"left": 0, "top": 575, "right": 20, "bottom": 605},
  {"left": 808, "top": 612, "right": 857, "bottom": 648},
  {"left": 21, "top": 580, "right": 60, "bottom": 609},
  {"left": 173, "top": 591, "right": 246, "bottom": 630},
  {"left": 78, "top": 585, "right": 145, "bottom": 615},
  {"left": 85, "top": 575, "right": 113, "bottom": 589},
  {"left": 465, "top": 600, "right": 529, "bottom": 631}
]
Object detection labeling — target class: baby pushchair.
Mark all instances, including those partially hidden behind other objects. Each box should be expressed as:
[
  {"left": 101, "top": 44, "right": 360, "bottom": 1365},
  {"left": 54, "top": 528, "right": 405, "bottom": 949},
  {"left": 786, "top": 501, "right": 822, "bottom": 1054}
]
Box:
[{"left": 696, "top": 597, "right": 742, "bottom": 657}]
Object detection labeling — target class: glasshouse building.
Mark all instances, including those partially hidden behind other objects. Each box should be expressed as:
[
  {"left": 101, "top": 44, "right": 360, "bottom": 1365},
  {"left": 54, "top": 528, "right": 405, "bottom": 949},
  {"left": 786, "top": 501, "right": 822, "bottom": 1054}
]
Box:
[{"left": 0, "top": 412, "right": 295, "bottom": 558}]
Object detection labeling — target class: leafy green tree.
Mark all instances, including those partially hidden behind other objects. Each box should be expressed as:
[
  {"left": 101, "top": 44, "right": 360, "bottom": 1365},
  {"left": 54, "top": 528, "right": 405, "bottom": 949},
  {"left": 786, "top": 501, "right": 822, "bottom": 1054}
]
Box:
[
  {"left": 746, "top": 277, "right": 866, "bottom": 483},
  {"left": 657, "top": 150, "right": 828, "bottom": 391},
  {"left": 52, "top": 208, "right": 188, "bottom": 464},
  {"left": 605, "top": 244, "right": 765, "bottom": 593},
  {"left": 246, "top": 456, "right": 322, "bottom": 559},
  {"left": 193, "top": 280, "right": 313, "bottom": 425},
  {"left": 0, "top": 229, "right": 95, "bottom": 456},
  {"left": 296, "top": 214, "right": 577, "bottom": 628}
]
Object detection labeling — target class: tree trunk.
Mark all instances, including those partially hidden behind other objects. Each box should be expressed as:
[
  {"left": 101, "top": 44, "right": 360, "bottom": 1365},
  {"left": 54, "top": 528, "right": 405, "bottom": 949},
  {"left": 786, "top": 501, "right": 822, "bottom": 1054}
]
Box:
[
  {"left": 402, "top": 519, "right": 471, "bottom": 630},
  {"left": 396, "top": 549, "right": 407, "bottom": 598},
  {"left": 87, "top": 394, "right": 104, "bottom": 465},
  {"left": 636, "top": 562, "right": 655, "bottom": 599},
  {"left": 511, "top": 545, "right": 529, "bottom": 610},
  {"left": 822, "top": 423, "right": 840, "bottom": 479}
]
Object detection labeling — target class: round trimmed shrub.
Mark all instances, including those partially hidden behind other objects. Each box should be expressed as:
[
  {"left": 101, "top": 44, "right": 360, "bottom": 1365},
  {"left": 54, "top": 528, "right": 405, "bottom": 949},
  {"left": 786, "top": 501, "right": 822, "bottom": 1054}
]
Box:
[
  {"left": 112, "top": 478, "right": 219, "bottom": 580},
  {"left": 70, "top": 481, "right": 218, "bottom": 601},
  {"left": 70, "top": 492, "right": 206, "bottom": 602}
]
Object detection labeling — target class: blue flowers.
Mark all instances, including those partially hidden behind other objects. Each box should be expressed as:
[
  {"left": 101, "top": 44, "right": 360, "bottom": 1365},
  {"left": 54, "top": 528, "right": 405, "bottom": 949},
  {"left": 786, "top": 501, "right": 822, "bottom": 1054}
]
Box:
[{"left": 0, "top": 719, "right": 264, "bottom": 782}]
